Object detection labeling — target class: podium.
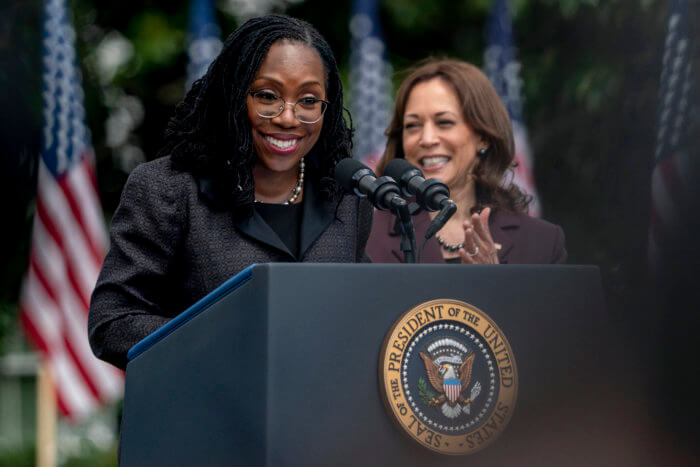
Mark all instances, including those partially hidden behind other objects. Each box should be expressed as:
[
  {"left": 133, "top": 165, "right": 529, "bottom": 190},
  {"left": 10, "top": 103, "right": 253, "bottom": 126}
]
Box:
[{"left": 120, "top": 263, "right": 629, "bottom": 466}]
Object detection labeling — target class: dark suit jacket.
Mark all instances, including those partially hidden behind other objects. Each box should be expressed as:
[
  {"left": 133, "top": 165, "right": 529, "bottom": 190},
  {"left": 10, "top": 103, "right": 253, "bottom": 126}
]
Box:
[
  {"left": 366, "top": 208, "right": 566, "bottom": 264},
  {"left": 88, "top": 156, "right": 373, "bottom": 369}
]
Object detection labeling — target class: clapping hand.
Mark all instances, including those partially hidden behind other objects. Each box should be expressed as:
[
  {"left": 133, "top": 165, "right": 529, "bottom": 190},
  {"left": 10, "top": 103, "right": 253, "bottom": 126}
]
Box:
[{"left": 459, "top": 207, "right": 499, "bottom": 264}]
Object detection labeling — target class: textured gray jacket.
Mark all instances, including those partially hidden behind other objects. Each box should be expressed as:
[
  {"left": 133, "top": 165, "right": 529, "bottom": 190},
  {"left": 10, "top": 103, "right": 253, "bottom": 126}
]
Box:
[{"left": 88, "top": 156, "right": 373, "bottom": 369}]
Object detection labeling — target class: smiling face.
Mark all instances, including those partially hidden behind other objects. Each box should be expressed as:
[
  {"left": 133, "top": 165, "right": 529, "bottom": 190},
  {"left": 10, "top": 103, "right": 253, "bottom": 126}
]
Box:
[
  {"left": 401, "top": 78, "right": 484, "bottom": 190},
  {"left": 247, "top": 41, "right": 326, "bottom": 177}
]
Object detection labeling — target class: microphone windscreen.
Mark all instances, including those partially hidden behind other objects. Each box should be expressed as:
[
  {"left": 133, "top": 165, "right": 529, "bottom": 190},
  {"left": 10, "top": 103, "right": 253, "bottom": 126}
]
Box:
[
  {"left": 334, "top": 158, "right": 372, "bottom": 192},
  {"left": 384, "top": 158, "right": 422, "bottom": 182}
]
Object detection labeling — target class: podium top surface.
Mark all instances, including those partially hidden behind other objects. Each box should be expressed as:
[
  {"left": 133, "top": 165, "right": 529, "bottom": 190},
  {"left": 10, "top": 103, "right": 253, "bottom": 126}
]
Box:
[{"left": 126, "top": 264, "right": 255, "bottom": 361}]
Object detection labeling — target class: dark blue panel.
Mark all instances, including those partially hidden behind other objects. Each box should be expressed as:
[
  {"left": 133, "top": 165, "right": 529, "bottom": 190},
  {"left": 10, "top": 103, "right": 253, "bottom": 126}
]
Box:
[{"left": 126, "top": 264, "right": 255, "bottom": 361}]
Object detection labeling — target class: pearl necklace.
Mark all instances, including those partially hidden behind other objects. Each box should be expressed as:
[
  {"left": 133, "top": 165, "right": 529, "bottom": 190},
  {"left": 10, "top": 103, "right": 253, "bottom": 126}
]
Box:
[
  {"left": 255, "top": 158, "right": 305, "bottom": 205},
  {"left": 435, "top": 233, "right": 464, "bottom": 252}
]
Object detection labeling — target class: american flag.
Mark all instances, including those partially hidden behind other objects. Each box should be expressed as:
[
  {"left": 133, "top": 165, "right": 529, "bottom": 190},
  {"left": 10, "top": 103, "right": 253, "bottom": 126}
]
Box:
[
  {"left": 484, "top": 0, "right": 541, "bottom": 216},
  {"left": 19, "top": 0, "right": 123, "bottom": 421},
  {"left": 648, "top": 0, "right": 694, "bottom": 272},
  {"left": 186, "top": 0, "right": 222, "bottom": 91},
  {"left": 349, "top": 0, "right": 393, "bottom": 169}
]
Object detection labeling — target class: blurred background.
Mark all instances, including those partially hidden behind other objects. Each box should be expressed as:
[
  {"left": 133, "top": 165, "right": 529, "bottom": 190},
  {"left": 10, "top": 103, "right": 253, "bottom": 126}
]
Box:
[{"left": 1, "top": 0, "right": 698, "bottom": 465}]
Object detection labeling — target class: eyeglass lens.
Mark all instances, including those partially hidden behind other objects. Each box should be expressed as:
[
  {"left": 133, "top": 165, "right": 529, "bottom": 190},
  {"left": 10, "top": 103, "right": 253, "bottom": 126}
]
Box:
[{"left": 252, "top": 93, "right": 326, "bottom": 123}]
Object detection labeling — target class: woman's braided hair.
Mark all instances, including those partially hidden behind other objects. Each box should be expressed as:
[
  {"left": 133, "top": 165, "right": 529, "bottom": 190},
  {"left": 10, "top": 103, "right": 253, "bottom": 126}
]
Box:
[{"left": 161, "top": 15, "right": 352, "bottom": 215}]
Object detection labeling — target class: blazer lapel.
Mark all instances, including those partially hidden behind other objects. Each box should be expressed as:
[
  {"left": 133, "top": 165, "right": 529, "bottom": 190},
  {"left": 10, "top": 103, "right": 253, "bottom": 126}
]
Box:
[
  {"left": 198, "top": 175, "right": 294, "bottom": 258},
  {"left": 233, "top": 209, "right": 295, "bottom": 259},
  {"left": 299, "top": 178, "right": 336, "bottom": 258},
  {"left": 490, "top": 211, "right": 519, "bottom": 264},
  {"left": 230, "top": 178, "right": 335, "bottom": 260}
]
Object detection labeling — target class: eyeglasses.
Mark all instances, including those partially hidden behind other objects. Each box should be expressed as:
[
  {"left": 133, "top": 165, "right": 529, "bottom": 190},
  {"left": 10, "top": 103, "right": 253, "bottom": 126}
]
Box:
[{"left": 249, "top": 91, "right": 329, "bottom": 124}]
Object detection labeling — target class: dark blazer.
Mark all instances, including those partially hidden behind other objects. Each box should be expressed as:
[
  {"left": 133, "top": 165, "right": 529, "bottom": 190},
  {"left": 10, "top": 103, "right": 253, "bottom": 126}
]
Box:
[
  {"left": 366, "top": 208, "right": 566, "bottom": 264},
  {"left": 88, "top": 156, "right": 373, "bottom": 369}
]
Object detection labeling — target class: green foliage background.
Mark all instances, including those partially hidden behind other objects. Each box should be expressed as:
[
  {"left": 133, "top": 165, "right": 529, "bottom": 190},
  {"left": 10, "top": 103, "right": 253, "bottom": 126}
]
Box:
[
  {"left": 1, "top": 0, "right": 698, "bottom": 460},
  {"left": 0, "top": 0, "right": 678, "bottom": 353},
  {"left": 1, "top": 0, "right": 672, "bottom": 310},
  {"left": 0, "top": 0, "right": 677, "bottom": 352}
]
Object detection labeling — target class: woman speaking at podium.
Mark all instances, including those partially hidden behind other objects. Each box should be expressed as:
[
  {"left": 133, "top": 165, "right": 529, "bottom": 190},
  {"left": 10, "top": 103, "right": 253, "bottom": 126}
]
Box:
[
  {"left": 88, "top": 15, "right": 372, "bottom": 370},
  {"left": 366, "top": 59, "right": 566, "bottom": 265}
]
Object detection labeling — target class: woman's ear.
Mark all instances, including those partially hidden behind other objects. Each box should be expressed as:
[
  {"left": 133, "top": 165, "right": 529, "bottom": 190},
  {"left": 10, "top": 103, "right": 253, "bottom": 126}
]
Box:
[{"left": 477, "top": 136, "right": 489, "bottom": 156}]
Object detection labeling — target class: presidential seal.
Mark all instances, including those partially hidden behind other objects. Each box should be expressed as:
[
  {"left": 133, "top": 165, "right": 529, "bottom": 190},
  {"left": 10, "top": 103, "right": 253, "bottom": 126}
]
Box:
[{"left": 379, "top": 299, "right": 518, "bottom": 455}]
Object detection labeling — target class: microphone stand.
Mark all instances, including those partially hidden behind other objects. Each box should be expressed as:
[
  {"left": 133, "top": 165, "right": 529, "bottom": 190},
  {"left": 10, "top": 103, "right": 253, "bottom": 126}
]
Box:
[
  {"left": 425, "top": 200, "right": 457, "bottom": 240},
  {"left": 390, "top": 197, "right": 417, "bottom": 264},
  {"left": 414, "top": 201, "right": 456, "bottom": 262}
]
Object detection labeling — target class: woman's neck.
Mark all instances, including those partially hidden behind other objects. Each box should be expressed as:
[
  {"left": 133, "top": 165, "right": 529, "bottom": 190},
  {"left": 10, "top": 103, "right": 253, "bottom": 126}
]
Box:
[
  {"left": 253, "top": 163, "right": 302, "bottom": 204},
  {"left": 427, "top": 180, "right": 476, "bottom": 258},
  {"left": 429, "top": 179, "right": 477, "bottom": 224}
]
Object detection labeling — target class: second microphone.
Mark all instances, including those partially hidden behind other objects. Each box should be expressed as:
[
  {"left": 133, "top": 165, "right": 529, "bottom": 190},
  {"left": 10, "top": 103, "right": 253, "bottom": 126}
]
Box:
[{"left": 334, "top": 158, "right": 407, "bottom": 211}]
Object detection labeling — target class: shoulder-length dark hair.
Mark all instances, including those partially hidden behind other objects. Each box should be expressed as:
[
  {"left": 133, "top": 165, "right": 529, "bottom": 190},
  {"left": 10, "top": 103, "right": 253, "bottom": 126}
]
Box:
[
  {"left": 377, "top": 58, "right": 530, "bottom": 213},
  {"left": 161, "top": 14, "right": 352, "bottom": 214}
]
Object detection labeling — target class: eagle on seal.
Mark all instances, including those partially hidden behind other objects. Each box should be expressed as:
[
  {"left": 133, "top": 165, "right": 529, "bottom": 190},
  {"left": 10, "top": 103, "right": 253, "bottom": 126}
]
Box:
[{"left": 420, "top": 351, "right": 480, "bottom": 419}]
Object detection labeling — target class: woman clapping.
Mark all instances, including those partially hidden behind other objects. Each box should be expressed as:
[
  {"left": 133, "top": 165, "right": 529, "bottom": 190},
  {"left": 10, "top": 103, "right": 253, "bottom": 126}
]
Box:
[{"left": 367, "top": 59, "right": 566, "bottom": 265}]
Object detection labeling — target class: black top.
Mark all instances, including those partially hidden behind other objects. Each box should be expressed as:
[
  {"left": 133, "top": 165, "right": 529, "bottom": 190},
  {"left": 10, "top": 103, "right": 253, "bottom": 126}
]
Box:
[
  {"left": 255, "top": 202, "right": 304, "bottom": 258},
  {"left": 445, "top": 256, "right": 461, "bottom": 264}
]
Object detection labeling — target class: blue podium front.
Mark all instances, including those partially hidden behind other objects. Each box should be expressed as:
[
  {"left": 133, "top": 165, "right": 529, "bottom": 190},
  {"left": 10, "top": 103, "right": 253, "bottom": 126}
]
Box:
[{"left": 120, "top": 263, "right": 633, "bottom": 466}]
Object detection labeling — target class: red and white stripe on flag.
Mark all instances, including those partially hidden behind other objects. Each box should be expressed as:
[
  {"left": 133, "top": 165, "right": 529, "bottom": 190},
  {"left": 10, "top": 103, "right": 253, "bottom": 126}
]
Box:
[
  {"left": 20, "top": 157, "right": 124, "bottom": 421},
  {"left": 19, "top": 0, "right": 123, "bottom": 422}
]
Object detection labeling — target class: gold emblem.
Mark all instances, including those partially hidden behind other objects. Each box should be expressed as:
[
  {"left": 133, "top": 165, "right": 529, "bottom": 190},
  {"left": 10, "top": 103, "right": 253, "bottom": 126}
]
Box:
[{"left": 379, "top": 299, "right": 518, "bottom": 455}]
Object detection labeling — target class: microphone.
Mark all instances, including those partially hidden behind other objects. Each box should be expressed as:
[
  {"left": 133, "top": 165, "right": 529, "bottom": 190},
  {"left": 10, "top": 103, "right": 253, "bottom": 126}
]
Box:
[
  {"left": 384, "top": 159, "right": 457, "bottom": 251},
  {"left": 384, "top": 158, "right": 453, "bottom": 212},
  {"left": 334, "top": 158, "right": 405, "bottom": 211},
  {"left": 335, "top": 158, "right": 417, "bottom": 263}
]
